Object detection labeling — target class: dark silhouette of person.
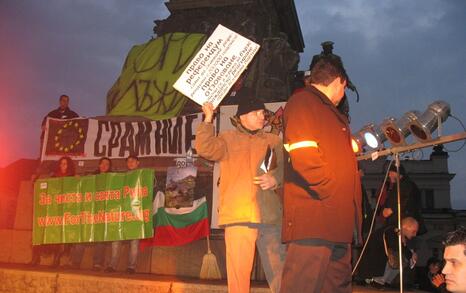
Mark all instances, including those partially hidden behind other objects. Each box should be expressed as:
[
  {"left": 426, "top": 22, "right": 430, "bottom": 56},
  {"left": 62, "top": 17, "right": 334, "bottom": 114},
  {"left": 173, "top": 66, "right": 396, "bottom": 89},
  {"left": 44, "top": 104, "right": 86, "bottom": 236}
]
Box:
[{"left": 309, "top": 41, "right": 359, "bottom": 121}]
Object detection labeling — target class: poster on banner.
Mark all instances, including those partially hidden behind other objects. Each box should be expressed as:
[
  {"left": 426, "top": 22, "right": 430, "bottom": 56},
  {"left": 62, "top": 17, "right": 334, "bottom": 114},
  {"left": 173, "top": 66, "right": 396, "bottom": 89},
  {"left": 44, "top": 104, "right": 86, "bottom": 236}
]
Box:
[
  {"left": 33, "top": 169, "right": 154, "bottom": 245},
  {"left": 164, "top": 166, "right": 197, "bottom": 208},
  {"left": 209, "top": 102, "right": 286, "bottom": 228},
  {"left": 173, "top": 24, "right": 260, "bottom": 108}
]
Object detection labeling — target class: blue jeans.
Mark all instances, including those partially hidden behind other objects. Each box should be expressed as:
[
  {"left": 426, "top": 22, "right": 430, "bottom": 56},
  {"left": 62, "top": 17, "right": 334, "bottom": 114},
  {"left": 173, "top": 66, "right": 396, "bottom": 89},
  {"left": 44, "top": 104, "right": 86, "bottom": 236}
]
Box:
[
  {"left": 373, "top": 262, "right": 400, "bottom": 285},
  {"left": 109, "top": 240, "right": 139, "bottom": 269},
  {"left": 70, "top": 242, "right": 108, "bottom": 267},
  {"left": 92, "top": 242, "right": 107, "bottom": 267}
]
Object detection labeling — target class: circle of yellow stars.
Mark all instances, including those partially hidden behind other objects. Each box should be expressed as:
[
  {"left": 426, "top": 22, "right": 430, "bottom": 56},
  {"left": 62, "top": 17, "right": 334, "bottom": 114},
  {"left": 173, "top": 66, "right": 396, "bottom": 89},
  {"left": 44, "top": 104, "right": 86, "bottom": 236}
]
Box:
[{"left": 54, "top": 121, "right": 84, "bottom": 153}]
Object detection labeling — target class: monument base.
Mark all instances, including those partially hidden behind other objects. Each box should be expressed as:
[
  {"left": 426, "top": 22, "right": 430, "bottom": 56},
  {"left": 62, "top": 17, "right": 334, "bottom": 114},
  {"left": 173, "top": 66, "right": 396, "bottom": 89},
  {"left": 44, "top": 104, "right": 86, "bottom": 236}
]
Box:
[{"left": 0, "top": 263, "right": 420, "bottom": 293}]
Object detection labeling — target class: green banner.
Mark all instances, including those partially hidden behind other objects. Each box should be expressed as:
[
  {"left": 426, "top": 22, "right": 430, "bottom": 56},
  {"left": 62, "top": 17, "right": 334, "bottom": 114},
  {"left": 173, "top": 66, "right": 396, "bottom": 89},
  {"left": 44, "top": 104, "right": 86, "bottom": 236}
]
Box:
[
  {"left": 106, "top": 32, "right": 206, "bottom": 120},
  {"left": 33, "top": 169, "right": 154, "bottom": 245}
]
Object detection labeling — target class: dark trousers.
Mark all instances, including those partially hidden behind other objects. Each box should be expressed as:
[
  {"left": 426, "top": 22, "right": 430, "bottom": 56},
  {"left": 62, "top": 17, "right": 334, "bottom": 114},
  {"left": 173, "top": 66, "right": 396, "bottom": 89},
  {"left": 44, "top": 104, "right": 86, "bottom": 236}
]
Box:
[
  {"left": 31, "top": 244, "right": 72, "bottom": 267},
  {"left": 70, "top": 242, "right": 107, "bottom": 267},
  {"left": 280, "top": 239, "right": 352, "bottom": 293}
]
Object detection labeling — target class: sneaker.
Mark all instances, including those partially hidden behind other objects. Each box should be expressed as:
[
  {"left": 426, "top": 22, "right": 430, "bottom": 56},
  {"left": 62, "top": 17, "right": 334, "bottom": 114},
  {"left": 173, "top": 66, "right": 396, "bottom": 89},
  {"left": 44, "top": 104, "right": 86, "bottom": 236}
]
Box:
[
  {"left": 388, "top": 282, "right": 416, "bottom": 292},
  {"left": 369, "top": 280, "right": 386, "bottom": 291},
  {"left": 126, "top": 268, "right": 135, "bottom": 274},
  {"left": 104, "top": 267, "right": 115, "bottom": 273}
]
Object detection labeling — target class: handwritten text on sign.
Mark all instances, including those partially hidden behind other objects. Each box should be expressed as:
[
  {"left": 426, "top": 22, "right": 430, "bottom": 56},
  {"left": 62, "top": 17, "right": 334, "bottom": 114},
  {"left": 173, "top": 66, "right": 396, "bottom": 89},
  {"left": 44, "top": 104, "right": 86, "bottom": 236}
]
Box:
[{"left": 173, "top": 24, "right": 260, "bottom": 108}]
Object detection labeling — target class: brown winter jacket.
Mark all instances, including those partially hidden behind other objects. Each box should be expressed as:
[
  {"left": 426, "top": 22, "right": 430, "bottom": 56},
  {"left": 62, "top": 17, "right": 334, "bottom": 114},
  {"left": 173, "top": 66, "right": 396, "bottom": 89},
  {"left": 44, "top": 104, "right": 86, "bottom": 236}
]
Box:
[
  {"left": 195, "top": 121, "right": 283, "bottom": 226},
  {"left": 282, "top": 86, "right": 362, "bottom": 244}
]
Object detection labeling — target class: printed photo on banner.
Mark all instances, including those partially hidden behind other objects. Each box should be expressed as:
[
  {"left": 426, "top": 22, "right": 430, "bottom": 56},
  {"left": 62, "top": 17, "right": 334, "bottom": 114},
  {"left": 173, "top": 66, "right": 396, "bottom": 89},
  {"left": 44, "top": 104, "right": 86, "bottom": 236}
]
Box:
[
  {"left": 173, "top": 24, "right": 260, "bottom": 108},
  {"left": 164, "top": 166, "right": 197, "bottom": 208}
]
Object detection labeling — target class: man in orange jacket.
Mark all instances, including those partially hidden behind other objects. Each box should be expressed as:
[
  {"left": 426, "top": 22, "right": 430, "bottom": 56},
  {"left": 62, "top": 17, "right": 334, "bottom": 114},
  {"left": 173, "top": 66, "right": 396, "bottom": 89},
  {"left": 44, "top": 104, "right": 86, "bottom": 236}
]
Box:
[
  {"left": 195, "top": 87, "right": 285, "bottom": 293},
  {"left": 281, "top": 57, "right": 362, "bottom": 293}
]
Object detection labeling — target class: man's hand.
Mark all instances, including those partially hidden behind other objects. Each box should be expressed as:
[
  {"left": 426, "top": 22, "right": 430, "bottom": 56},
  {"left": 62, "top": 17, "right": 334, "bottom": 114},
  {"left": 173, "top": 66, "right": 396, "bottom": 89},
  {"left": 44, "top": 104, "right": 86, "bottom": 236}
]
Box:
[
  {"left": 202, "top": 102, "right": 215, "bottom": 123},
  {"left": 410, "top": 251, "right": 417, "bottom": 268},
  {"left": 382, "top": 208, "right": 393, "bottom": 218},
  {"left": 253, "top": 174, "right": 277, "bottom": 190},
  {"left": 431, "top": 274, "right": 446, "bottom": 288}
]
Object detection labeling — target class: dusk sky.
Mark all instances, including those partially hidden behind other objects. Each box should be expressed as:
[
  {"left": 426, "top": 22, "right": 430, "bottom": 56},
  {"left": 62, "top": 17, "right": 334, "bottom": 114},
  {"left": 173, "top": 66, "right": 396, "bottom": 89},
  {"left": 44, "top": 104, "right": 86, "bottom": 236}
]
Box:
[{"left": 1, "top": 0, "right": 465, "bottom": 207}]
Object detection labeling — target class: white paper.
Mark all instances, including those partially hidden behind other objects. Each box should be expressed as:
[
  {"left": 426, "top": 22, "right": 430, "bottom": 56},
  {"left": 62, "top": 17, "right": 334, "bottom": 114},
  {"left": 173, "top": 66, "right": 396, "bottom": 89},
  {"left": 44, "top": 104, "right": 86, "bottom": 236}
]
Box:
[{"left": 173, "top": 24, "right": 260, "bottom": 108}]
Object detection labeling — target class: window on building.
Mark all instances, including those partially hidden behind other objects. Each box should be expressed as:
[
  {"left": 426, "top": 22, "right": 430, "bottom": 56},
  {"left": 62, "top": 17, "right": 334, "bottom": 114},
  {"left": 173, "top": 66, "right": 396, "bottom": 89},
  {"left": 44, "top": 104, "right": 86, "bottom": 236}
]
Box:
[{"left": 424, "top": 189, "right": 435, "bottom": 209}]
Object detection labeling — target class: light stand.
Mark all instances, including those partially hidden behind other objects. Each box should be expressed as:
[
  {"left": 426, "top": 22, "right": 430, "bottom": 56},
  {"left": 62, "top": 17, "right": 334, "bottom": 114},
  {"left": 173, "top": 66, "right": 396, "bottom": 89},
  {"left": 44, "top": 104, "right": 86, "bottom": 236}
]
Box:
[
  {"left": 357, "top": 131, "right": 466, "bottom": 293},
  {"left": 394, "top": 152, "right": 404, "bottom": 293},
  {"left": 357, "top": 132, "right": 466, "bottom": 161}
]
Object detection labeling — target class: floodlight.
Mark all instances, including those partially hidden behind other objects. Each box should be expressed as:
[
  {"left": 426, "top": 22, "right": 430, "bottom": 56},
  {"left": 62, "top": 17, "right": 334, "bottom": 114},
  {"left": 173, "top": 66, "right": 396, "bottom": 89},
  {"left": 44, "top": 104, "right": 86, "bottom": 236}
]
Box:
[
  {"left": 407, "top": 101, "right": 450, "bottom": 142},
  {"left": 380, "top": 111, "right": 420, "bottom": 146},
  {"left": 359, "top": 123, "right": 387, "bottom": 150}
]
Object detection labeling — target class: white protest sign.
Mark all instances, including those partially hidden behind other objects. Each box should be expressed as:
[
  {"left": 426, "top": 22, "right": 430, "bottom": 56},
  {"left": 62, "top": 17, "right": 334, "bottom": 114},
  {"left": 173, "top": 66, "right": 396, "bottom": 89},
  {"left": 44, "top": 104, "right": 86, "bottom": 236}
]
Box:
[{"left": 173, "top": 24, "right": 260, "bottom": 108}]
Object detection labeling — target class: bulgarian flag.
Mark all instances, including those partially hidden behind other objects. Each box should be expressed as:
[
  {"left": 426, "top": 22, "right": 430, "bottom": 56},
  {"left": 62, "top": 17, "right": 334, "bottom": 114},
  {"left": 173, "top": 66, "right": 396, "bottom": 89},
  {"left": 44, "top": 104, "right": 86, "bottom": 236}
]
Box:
[{"left": 140, "top": 191, "right": 210, "bottom": 249}]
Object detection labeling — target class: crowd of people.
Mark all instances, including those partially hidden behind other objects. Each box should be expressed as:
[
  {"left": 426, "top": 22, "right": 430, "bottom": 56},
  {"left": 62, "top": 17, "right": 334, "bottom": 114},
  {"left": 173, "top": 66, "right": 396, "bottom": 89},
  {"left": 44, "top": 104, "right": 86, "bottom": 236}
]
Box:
[{"left": 33, "top": 51, "right": 466, "bottom": 293}]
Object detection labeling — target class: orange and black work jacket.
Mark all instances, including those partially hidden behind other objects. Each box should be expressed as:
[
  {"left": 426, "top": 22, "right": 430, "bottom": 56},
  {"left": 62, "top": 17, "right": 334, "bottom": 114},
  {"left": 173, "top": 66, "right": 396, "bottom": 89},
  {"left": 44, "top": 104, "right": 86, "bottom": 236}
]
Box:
[{"left": 282, "top": 86, "right": 362, "bottom": 244}]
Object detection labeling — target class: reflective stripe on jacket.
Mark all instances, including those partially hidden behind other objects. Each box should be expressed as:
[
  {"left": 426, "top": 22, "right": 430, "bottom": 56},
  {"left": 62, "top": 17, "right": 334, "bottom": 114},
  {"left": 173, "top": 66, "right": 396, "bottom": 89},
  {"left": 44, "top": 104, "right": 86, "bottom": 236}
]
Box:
[{"left": 282, "top": 86, "right": 362, "bottom": 244}]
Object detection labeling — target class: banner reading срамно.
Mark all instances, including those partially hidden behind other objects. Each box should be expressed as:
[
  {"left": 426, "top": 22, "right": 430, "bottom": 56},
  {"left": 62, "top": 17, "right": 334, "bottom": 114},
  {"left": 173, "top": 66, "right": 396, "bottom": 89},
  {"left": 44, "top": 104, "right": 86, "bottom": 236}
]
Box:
[
  {"left": 33, "top": 169, "right": 154, "bottom": 245},
  {"left": 40, "top": 113, "right": 206, "bottom": 162}
]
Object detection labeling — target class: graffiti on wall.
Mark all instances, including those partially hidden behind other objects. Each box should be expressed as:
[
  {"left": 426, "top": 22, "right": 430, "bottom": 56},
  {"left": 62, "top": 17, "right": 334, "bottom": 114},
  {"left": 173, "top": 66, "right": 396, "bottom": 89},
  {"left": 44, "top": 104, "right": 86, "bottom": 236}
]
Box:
[{"left": 107, "top": 33, "right": 207, "bottom": 120}]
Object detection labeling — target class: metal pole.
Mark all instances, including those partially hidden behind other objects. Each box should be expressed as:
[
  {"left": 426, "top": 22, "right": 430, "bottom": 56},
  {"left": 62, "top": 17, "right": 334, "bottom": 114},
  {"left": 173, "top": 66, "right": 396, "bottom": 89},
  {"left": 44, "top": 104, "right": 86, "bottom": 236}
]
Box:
[
  {"left": 394, "top": 152, "right": 404, "bottom": 293},
  {"left": 355, "top": 131, "right": 466, "bottom": 293},
  {"left": 357, "top": 131, "right": 466, "bottom": 161}
]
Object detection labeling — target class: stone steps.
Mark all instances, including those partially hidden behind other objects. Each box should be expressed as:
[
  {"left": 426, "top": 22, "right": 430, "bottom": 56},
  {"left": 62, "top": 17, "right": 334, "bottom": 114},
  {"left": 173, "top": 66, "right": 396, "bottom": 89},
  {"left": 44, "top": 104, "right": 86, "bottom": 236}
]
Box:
[
  {"left": 0, "top": 264, "right": 426, "bottom": 293},
  {"left": 0, "top": 265, "right": 267, "bottom": 293}
]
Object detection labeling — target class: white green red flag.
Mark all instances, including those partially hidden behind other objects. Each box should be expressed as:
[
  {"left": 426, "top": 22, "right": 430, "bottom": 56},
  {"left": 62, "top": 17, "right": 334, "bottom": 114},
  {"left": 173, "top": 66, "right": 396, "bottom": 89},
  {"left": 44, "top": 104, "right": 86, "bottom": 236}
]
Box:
[{"left": 140, "top": 191, "right": 209, "bottom": 249}]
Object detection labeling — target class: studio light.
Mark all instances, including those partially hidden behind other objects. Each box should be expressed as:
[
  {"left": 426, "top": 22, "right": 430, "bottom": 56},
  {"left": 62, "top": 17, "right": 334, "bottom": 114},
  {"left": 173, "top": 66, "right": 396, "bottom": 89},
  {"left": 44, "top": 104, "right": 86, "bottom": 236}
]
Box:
[
  {"left": 407, "top": 100, "right": 451, "bottom": 142},
  {"left": 354, "top": 100, "right": 453, "bottom": 156},
  {"left": 380, "top": 111, "right": 420, "bottom": 146},
  {"left": 359, "top": 123, "right": 387, "bottom": 150}
]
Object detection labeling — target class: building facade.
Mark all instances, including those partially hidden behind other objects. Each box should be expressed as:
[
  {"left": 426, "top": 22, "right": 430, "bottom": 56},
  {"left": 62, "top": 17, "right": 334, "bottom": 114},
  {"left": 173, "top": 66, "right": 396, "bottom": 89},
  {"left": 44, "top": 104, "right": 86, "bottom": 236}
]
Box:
[{"left": 359, "top": 145, "right": 465, "bottom": 265}]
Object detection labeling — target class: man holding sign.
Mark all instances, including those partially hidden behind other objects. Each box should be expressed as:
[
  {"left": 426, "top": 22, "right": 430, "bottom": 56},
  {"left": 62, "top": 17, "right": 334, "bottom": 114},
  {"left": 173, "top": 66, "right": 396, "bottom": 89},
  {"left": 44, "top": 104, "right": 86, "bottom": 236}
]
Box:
[{"left": 195, "top": 87, "right": 286, "bottom": 293}]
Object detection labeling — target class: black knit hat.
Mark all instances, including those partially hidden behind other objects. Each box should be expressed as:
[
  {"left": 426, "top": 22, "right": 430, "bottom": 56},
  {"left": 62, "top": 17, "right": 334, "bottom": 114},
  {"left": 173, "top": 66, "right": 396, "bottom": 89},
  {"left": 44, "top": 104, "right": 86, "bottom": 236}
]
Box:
[{"left": 235, "top": 87, "right": 266, "bottom": 116}]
